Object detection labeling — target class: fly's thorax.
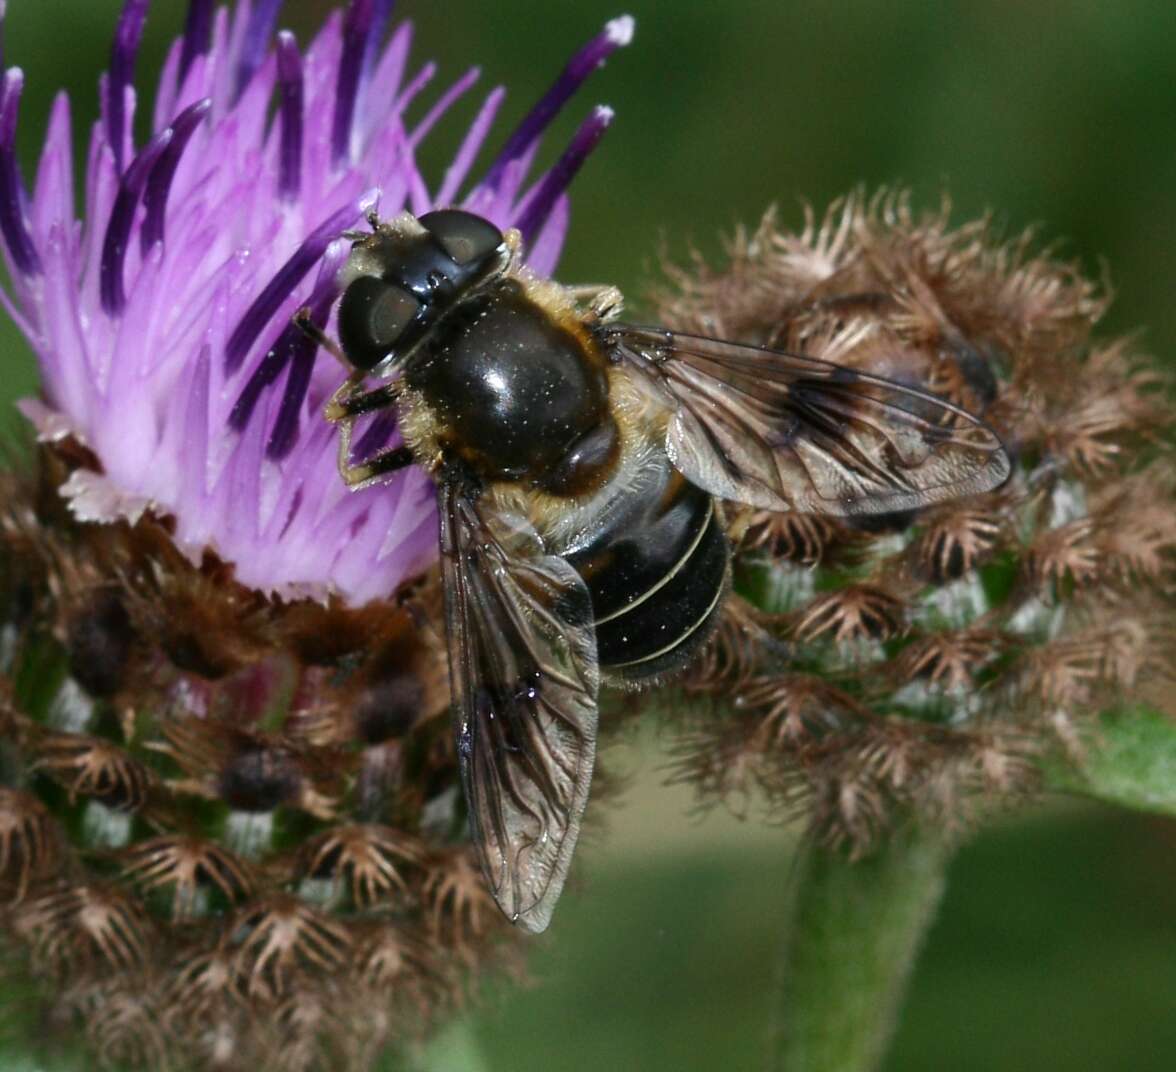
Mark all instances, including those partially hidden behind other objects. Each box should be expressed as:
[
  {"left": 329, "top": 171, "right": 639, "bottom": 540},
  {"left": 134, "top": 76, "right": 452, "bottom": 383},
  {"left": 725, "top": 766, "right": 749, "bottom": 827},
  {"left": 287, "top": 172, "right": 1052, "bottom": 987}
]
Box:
[
  {"left": 402, "top": 279, "right": 613, "bottom": 484},
  {"left": 475, "top": 366, "right": 665, "bottom": 551}
]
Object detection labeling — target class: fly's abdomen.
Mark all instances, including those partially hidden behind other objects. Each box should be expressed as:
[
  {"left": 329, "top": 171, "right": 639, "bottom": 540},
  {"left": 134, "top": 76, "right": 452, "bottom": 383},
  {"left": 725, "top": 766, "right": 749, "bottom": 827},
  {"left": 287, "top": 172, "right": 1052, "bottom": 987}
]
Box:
[{"left": 563, "top": 466, "right": 729, "bottom": 684}]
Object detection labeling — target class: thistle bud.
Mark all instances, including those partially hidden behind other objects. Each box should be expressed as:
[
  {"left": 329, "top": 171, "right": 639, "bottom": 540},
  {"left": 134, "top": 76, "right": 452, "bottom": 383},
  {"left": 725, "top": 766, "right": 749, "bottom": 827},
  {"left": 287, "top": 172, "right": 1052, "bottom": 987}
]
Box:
[{"left": 666, "top": 194, "right": 1175, "bottom": 850}]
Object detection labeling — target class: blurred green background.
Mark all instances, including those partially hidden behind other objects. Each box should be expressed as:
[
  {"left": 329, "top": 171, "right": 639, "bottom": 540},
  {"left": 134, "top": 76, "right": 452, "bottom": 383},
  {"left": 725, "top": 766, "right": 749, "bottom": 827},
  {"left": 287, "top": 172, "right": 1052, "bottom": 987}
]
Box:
[{"left": 2, "top": 2, "right": 1174, "bottom": 1070}]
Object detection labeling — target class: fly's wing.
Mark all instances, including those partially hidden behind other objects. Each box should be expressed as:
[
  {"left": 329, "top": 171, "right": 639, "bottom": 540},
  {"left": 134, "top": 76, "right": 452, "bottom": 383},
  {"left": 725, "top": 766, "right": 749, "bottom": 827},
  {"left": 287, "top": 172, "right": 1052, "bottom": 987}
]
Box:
[
  {"left": 437, "top": 480, "right": 599, "bottom": 933},
  {"left": 603, "top": 326, "right": 1011, "bottom": 516}
]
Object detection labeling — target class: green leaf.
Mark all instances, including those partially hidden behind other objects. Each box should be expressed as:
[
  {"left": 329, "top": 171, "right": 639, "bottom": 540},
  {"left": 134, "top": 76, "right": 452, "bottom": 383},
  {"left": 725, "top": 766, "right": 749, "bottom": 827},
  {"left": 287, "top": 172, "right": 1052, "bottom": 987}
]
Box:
[{"left": 1044, "top": 704, "right": 1176, "bottom": 818}]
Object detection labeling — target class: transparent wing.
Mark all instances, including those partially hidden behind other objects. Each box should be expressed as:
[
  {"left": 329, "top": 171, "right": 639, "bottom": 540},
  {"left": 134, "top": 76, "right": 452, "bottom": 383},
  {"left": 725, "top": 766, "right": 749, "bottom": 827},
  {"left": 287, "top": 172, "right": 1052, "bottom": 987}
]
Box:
[
  {"left": 603, "top": 325, "right": 1011, "bottom": 515},
  {"left": 437, "top": 480, "right": 599, "bottom": 933}
]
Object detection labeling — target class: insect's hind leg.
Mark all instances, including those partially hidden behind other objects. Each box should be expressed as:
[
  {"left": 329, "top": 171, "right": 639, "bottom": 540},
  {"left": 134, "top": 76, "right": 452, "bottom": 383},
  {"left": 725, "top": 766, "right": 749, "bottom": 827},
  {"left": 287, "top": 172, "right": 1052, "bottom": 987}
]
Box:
[{"left": 327, "top": 376, "right": 413, "bottom": 491}]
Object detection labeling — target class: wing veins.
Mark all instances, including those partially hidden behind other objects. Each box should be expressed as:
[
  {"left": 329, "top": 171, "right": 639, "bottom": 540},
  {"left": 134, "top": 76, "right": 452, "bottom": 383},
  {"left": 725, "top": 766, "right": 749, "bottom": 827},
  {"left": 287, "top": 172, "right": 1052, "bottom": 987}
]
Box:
[
  {"left": 438, "top": 481, "right": 598, "bottom": 931},
  {"left": 605, "top": 324, "right": 1010, "bottom": 514}
]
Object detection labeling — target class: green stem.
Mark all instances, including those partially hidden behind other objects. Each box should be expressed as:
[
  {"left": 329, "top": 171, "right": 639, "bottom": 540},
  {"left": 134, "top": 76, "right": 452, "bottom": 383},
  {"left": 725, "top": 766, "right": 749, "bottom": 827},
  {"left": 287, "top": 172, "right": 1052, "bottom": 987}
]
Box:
[
  {"left": 410, "top": 1019, "right": 490, "bottom": 1072},
  {"left": 769, "top": 824, "right": 954, "bottom": 1072}
]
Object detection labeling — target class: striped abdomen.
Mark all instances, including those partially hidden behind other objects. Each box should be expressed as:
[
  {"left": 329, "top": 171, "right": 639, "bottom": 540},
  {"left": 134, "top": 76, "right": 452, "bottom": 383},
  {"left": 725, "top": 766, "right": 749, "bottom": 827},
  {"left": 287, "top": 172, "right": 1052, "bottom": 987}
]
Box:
[{"left": 563, "top": 460, "right": 729, "bottom": 683}]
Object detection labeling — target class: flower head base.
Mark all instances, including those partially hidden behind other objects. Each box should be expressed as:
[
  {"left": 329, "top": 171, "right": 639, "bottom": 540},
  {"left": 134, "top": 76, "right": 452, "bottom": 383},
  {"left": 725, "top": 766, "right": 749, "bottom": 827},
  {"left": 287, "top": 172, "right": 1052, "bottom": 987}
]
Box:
[
  {"left": 2, "top": 0, "right": 631, "bottom": 602},
  {"left": 666, "top": 194, "right": 1176, "bottom": 851},
  {"left": 0, "top": 3, "right": 632, "bottom": 1069}
]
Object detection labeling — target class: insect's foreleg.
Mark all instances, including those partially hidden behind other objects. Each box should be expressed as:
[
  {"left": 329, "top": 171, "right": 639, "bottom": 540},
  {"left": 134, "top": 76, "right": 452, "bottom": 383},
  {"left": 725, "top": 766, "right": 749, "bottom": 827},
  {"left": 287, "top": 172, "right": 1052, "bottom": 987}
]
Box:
[
  {"left": 337, "top": 437, "right": 415, "bottom": 490},
  {"left": 327, "top": 376, "right": 412, "bottom": 490},
  {"left": 294, "top": 306, "right": 350, "bottom": 369},
  {"left": 294, "top": 305, "right": 357, "bottom": 373},
  {"left": 325, "top": 381, "right": 402, "bottom": 423}
]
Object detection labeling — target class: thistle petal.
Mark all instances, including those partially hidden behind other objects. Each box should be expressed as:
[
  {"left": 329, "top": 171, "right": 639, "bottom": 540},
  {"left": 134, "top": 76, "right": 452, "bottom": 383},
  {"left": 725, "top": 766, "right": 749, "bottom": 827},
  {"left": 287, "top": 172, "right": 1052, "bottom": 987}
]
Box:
[{"left": 3, "top": 5, "right": 631, "bottom": 607}]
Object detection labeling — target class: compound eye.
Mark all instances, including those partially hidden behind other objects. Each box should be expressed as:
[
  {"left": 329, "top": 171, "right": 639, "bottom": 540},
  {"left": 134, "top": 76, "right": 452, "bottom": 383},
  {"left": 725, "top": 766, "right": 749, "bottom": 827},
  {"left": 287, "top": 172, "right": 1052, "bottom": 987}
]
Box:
[
  {"left": 338, "top": 276, "right": 421, "bottom": 371},
  {"left": 418, "top": 209, "right": 505, "bottom": 269}
]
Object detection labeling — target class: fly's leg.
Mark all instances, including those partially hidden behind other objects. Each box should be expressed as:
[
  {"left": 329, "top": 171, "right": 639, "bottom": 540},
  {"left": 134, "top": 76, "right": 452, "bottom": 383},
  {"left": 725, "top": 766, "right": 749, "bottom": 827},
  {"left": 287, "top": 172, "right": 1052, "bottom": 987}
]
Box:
[
  {"left": 339, "top": 444, "right": 415, "bottom": 490},
  {"left": 294, "top": 306, "right": 350, "bottom": 369},
  {"left": 566, "top": 284, "right": 625, "bottom": 322},
  {"left": 324, "top": 380, "right": 401, "bottom": 422},
  {"left": 326, "top": 376, "right": 412, "bottom": 490}
]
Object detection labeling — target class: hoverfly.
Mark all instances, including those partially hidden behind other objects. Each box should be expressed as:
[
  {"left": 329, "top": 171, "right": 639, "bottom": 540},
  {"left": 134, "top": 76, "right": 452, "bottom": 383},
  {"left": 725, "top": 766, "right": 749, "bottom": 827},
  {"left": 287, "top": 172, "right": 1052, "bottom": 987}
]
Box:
[{"left": 297, "top": 209, "right": 1010, "bottom": 932}]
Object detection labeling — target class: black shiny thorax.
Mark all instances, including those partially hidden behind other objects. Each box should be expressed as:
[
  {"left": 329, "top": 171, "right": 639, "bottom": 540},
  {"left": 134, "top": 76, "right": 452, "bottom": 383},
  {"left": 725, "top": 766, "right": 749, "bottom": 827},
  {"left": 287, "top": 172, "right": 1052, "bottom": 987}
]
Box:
[{"left": 404, "top": 282, "right": 613, "bottom": 485}]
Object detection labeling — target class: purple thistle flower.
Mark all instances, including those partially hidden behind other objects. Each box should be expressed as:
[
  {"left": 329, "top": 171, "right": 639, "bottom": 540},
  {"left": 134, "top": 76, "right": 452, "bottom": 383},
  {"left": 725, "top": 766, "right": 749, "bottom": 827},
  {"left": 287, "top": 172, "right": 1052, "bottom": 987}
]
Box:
[{"left": 1, "top": 1, "right": 633, "bottom": 603}]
